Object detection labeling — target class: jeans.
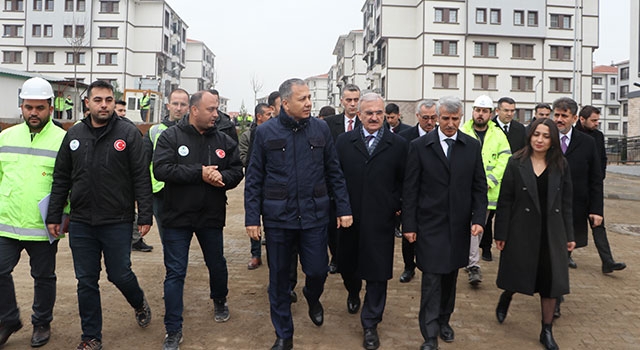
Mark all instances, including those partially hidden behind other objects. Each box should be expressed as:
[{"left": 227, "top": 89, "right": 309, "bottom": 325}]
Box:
[
  {"left": 153, "top": 192, "right": 165, "bottom": 241},
  {"left": 0, "top": 237, "right": 58, "bottom": 327},
  {"left": 162, "top": 226, "right": 228, "bottom": 332},
  {"left": 250, "top": 238, "right": 261, "bottom": 258},
  {"left": 68, "top": 222, "right": 145, "bottom": 341}
]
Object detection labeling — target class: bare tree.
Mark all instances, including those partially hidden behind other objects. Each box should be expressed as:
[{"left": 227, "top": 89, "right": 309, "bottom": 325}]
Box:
[
  {"left": 250, "top": 73, "right": 263, "bottom": 108},
  {"left": 66, "top": 18, "right": 89, "bottom": 119}
]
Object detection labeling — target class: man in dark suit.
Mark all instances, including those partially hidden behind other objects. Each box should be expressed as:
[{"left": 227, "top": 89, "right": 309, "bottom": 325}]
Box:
[
  {"left": 335, "top": 92, "right": 408, "bottom": 350},
  {"left": 384, "top": 102, "right": 411, "bottom": 134},
  {"left": 397, "top": 99, "right": 438, "bottom": 283},
  {"left": 322, "top": 84, "right": 361, "bottom": 274},
  {"left": 481, "top": 96, "right": 526, "bottom": 261},
  {"left": 403, "top": 96, "right": 487, "bottom": 350}
]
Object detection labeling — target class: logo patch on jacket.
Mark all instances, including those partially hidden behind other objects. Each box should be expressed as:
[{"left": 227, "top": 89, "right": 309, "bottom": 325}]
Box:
[
  {"left": 178, "top": 145, "right": 189, "bottom": 156},
  {"left": 69, "top": 139, "right": 80, "bottom": 151},
  {"left": 215, "top": 149, "right": 226, "bottom": 159},
  {"left": 114, "top": 139, "right": 126, "bottom": 151}
]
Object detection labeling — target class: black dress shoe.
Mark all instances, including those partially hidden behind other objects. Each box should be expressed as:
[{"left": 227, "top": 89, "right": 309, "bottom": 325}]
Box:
[
  {"left": 271, "top": 337, "right": 293, "bottom": 350},
  {"left": 0, "top": 320, "right": 22, "bottom": 347},
  {"left": 420, "top": 337, "right": 438, "bottom": 350},
  {"left": 439, "top": 323, "right": 454, "bottom": 342},
  {"left": 31, "top": 324, "right": 50, "bottom": 347},
  {"left": 602, "top": 261, "right": 626, "bottom": 274},
  {"left": 399, "top": 269, "right": 415, "bottom": 283},
  {"left": 554, "top": 296, "right": 562, "bottom": 319},
  {"left": 347, "top": 294, "right": 361, "bottom": 314},
  {"left": 481, "top": 248, "right": 492, "bottom": 261},
  {"left": 496, "top": 291, "right": 513, "bottom": 324},
  {"left": 302, "top": 288, "right": 323, "bottom": 326},
  {"left": 568, "top": 256, "right": 577, "bottom": 269},
  {"left": 539, "top": 323, "right": 558, "bottom": 350},
  {"left": 329, "top": 262, "right": 338, "bottom": 274},
  {"left": 290, "top": 290, "right": 297, "bottom": 303},
  {"left": 363, "top": 328, "right": 380, "bottom": 350}
]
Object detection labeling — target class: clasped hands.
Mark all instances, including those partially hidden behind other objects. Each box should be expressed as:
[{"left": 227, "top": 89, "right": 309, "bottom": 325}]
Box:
[{"left": 202, "top": 165, "right": 224, "bottom": 187}]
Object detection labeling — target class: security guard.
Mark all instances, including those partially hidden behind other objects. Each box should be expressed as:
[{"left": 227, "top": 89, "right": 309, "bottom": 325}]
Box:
[
  {"left": 0, "top": 77, "right": 67, "bottom": 348},
  {"left": 140, "top": 91, "right": 151, "bottom": 122}
]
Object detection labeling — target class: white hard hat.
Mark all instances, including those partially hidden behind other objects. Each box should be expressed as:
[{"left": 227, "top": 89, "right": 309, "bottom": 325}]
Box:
[
  {"left": 473, "top": 95, "right": 493, "bottom": 109},
  {"left": 19, "top": 77, "right": 54, "bottom": 100}
]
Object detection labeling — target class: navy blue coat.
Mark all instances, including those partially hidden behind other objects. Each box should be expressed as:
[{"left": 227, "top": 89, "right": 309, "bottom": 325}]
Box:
[{"left": 244, "top": 111, "right": 351, "bottom": 229}]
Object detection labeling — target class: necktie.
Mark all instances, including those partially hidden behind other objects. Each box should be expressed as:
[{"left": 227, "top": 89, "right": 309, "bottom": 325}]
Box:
[
  {"left": 365, "top": 135, "right": 375, "bottom": 154},
  {"left": 392, "top": 126, "right": 398, "bottom": 133},
  {"left": 444, "top": 138, "right": 454, "bottom": 159},
  {"left": 561, "top": 135, "right": 568, "bottom": 154},
  {"left": 503, "top": 124, "right": 509, "bottom": 134},
  {"left": 347, "top": 119, "right": 353, "bottom": 132}
]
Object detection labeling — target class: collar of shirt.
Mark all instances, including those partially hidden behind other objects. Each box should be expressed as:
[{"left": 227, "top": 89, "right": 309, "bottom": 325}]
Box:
[
  {"left": 362, "top": 129, "right": 379, "bottom": 142},
  {"left": 344, "top": 115, "right": 357, "bottom": 131},
  {"left": 438, "top": 128, "right": 457, "bottom": 142},
  {"left": 560, "top": 127, "right": 574, "bottom": 144},
  {"left": 418, "top": 125, "right": 428, "bottom": 137},
  {"left": 495, "top": 118, "right": 509, "bottom": 129}
]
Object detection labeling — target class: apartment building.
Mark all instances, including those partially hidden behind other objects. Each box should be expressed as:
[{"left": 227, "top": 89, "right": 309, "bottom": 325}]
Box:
[
  {"left": 628, "top": 0, "right": 640, "bottom": 138},
  {"left": 0, "top": 0, "right": 193, "bottom": 122},
  {"left": 360, "top": 0, "right": 599, "bottom": 125},
  {"left": 592, "top": 64, "right": 624, "bottom": 142},
  {"left": 182, "top": 39, "right": 215, "bottom": 94},
  {"left": 305, "top": 73, "right": 329, "bottom": 116},
  {"left": 328, "top": 64, "right": 341, "bottom": 108},
  {"left": 332, "top": 29, "right": 368, "bottom": 95}
]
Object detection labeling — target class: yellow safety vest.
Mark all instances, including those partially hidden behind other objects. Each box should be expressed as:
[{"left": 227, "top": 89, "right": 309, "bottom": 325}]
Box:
[{"left": 148, "top": 123, "right": 168, "bottom": 193}]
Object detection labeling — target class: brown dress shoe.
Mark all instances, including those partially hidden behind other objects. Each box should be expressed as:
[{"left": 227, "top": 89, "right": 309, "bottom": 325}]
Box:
[{"left": 247, "top": 257, "right": 262, "bottom": 270}]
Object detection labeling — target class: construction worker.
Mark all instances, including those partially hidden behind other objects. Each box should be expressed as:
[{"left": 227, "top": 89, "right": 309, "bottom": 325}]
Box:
[
  {"left": 54, "top": 92, "right": 65, "bottom": 119},
  {"left": 140, "top": 91, "right": 151, "bottom": 122},
  {"left": 0, "top": 77, "right": 67, "bottom": 348},
  {"left": 65, "top": 95, "right": 74, "bottom": 119}
]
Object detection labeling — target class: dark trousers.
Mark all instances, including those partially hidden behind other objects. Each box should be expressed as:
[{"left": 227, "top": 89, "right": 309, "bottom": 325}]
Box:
[
  {"left": 419, "top": 270, "right": 458, "bottom": 340},
  {"left": 479, "top": 210, "right": 495, "bottom": 250},
  {"left": 327, "top": 200, "right": 338, "bottom": 265},
  {"left": 140, "top": 109, "right": 149, "bottom": 122},
  {"left": 68, "top": 222, "right": 145, "bottom": 341},
  {"left": 0, "top": 237, "right": 58, "bottom": 327},
  {"left": 401, "top": 237, "right": 416, "bottom": 272},
  {"left": 361, "top": 280, "right": 388, "bottom": 329},
  {"left": 337, "top": 226, "right": 362, "bottom": 296},
  {"left": 153, "top": 191, "right": 166, "bottom": 241},
  {"left": 591, "top": 219, "right": 616, "bottom": 265},
  {"left": 250, "top": 237, "right": 262, "bottom": 258},
  {"left": 66, "top": 109, "right": 73, "bottom": 119},
  {"left": 265, "top": 226, "right": 328, "bottom": 339},
  {"left": 162, "top": 226, "right": 227, "bottom": 332}
]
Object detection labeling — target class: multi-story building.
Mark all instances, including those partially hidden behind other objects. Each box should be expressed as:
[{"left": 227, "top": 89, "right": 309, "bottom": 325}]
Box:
[
  {"left": 182, "top": 39, "right": 215, "bottom": 93},
  {"left": 332, "top": 29, "right": 367, "bottom": 94},
  {"left": 629, "top": 0, "right": 640, "bottom": 138},
  {"left": 592, "top": 64, "right": 623, "bottom": 142},
  {"left": 0, "top": 0, "right": 191, "bottom": 122},
  {"left": 360, "top": 0, "right": 599, "bottom": 125},
  {"left": 327, "top": 64, "right": 341, "bottom": 108},
  {"left": 305, "top": 73, "right": 329, "bottom": 116}
]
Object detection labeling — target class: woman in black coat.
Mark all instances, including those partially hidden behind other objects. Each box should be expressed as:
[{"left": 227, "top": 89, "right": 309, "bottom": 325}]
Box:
[{"left": 493, "top": 118, "right": 575, "bottom": 350}]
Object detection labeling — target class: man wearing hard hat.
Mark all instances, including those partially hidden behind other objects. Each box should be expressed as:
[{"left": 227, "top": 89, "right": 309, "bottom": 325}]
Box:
[
  {"left": 460, "top": 95, "right": 511, "bottom": 287},
  {"left": 0, "top": 77, "right": 67, "bottom": 348}
]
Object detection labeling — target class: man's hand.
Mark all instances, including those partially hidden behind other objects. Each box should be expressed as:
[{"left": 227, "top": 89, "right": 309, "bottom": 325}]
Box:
[
  {"left": 495, "top": 240, "right": 505, "bottom": 251},
  {"left": 337, "top": 215, "right": 353, "bottom": 228},
  {"left": 589, "top": 214, "right": 603, "bottom": 228},
  {"left": 139, "top": 225, "right": 151, "bottom": 237},
  {"left": 202, "top": 165, "right": 225, "bottom": 187},
  {"left": 404, "top": 232, "right": 417, "bottom": 243},
  {"left": 47, "top": 224, "right": 61, "bottom": 238},
  {"left": 567, "top": 241, "right": 576, "bottom": 252},
  {"left": 471, "top": 224, "right": 484, "bottom": 236},
  {"left": 246, "top": 226, "right": 261, "bottom": 241}
]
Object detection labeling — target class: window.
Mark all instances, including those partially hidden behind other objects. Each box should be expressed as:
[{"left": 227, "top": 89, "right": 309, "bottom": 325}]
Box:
[
  {"left": 64, "top": 0, "right": 72, "bottom": 11},
  {"left": 550, "top": 14, "right": 571, "bottom": 29},
  {"left": 33, "top": 0, "right": 41, "bottom": 10},
  {"left": 163, "top": 35, "right": 169, "bottom": 53},
  {"left": 474, "top": 42, "right": 497, "bottom": 57},
  {"left": 35, "top": 51, "right": 54, "bottom": 64},
  {"left": 44, "top": 0, "right": 53, "bottom": 10},
  {"left": 512, "top": 44, "right": 534, "bottom": 59},
  {"left": 64, "top": 25, "right": 72, "bottom": 37},
  {"left": 550, "top": 46, "right": 571, "bottom": 61},
  {"left": 32, "top": 24, "right": 42, "bottom": 37},
  {"left": 516, "top": 109, "right": 533, "bottom": 124},
  {"left": 434, "top": 73, "right": 458, "bottom": 89},
  {"left": 435, "top": 8, "right": 458, "bottom": 23},
  {"left": 99, "top": 26, "right": 118, "bottom": 39},
  {"left": 4, "top": 0, "right": 23, "bottom": 11},
  {"left": 76, "top": 0, "right": 84, "bottom": 11},
  {"left": 2, "top": 50, "right": 21, "bottom": 63},
  {"left": 620, "top": 67, "right": 629, "bottom": 80},
  {"left": 474, "top": 74, "right": 497, "bottom": 90},
  {"left": 609, "top": 108, "right": 619, "bottom": 115},
  {"left": 476, "top": 8, "right": 486, "bottom": 23},
  {"left": 527, "top": 11, "right": 538, "bottom": 26},
  {"left": 511, "top": 76, "right": 534, "bottom": 91},
  {"left": 164, "top": 10, "right": 170, "bottom": 28},
  {"left": 514, "top": 10, "right": 524, "bottom": 26},
  {"left": 490, "top": 9, "right": 500, "bottom": 24},
  {"left": 99, "top": 0, "right": 118, "bottom": 13},
  {"left": 610, "top": 92, "right": 616, "bottom": 100},
  {"left": 620, "top": 85, "right": 629, "bottom": 98},
  {"left": 434, "top": 40, "right": 457, "bottom": 56},
  {"left": 592, "top": 92, "right": 602, "bottom": 100},
  {"left": 381, "top": 45, "right": 386, "bottom": 67},
  {"left": 623, "top": 103, "right": 628, "bottom": 116},
  {"left": 3, "top": 24, "right": 23, "bottom": 37},
  {"left": 98, "top": 52, "right": 117, "bottom": 65},
  {"left": 75, "top": 25, "right": 84, "bottom": 37},
  {"left": 66, "top": 52, "right": 85, "bottom": 64},
  {"left": 592, "top": 77, "right": 603, "bottom": 85},
  {"left": 610, "top": 77, "right": 616, "bottom": 85},
  {"left": 608, "top": 122, "right": 619, "bottom": 131},
  {"left": 550, "top": 77, "right": 571, "bottom": 93},
  {"left": 43, "top": 24, "right": 52, "bottom": 37}
]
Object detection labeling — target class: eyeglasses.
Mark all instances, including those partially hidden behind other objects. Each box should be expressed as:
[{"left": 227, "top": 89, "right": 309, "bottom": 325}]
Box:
[{"left": 419, "top": 115, "right": 437, "bottom": 121}]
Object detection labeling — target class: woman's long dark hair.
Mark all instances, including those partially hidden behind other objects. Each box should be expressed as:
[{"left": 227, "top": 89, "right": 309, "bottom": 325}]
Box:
[{"left": 513, "top": 118, "right": 566, "bottom": 174}]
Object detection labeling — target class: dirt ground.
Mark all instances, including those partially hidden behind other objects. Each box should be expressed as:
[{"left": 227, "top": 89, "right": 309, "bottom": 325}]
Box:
[{"left": 6, "top": 174, "right": 640, "bottom": 349}]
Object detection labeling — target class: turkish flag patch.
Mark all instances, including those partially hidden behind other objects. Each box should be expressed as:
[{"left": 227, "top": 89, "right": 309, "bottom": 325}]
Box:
[
  {"left": 215, "top": 149, "right": 226, "bottom": 159},
  {"left": 114, "top": 139, "right": 127, "bottom": 151}
]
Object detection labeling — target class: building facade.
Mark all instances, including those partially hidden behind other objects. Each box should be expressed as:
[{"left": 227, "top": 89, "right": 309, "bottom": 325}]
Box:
[
  {"left": 592, "top": 64, "right": 624, "bottom": 142},
  {"left": 628, "top": 0, "right": 640, "bottom": 139},
  {"left": 360, "top": 0, "right": 599, "bottom": 125},
  {"left": 305, "top": 73, "right": 329, "bottom": 116},
  {"left": 332, "top": 29, "right": 368, "bottom": 96},
  {"left": 182, "top": 39, "right": 215, "bottom": 94}
]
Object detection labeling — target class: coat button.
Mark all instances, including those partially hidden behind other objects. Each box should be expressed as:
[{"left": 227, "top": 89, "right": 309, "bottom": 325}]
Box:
[
  {"left": 555, "top": 209, "right": 560, "bottom": 213},
  {"left": 522, "top": 187, "right": 527, "bottom": 191},
  {"left": 525, "top": 208, "right": 530, "bottom": 212}
]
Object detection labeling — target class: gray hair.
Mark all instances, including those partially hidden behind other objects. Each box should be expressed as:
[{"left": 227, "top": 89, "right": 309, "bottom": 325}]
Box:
[
  {"left": 341, "top": 84, "right": 360, "bottom": 98},
  {"left": 436, "top": 96, "right": 463, "bottom": 117},
  {"left": 358, "top": 92, "right": 384, "bottom": 110},
  {"left": 416, "top": 99, "right": 437, "bottom": 114},
  {"left": 279, "top": 78, "right": 306, "bottom": 101}
]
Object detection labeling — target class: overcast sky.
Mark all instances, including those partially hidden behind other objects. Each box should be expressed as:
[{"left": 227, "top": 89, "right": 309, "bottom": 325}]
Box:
[{"left": 166, "top": 0, "right": 631, "bottom": 112}]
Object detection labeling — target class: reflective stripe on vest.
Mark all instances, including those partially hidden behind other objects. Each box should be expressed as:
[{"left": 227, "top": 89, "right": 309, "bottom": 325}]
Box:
[
  {"left": 149, "top": 123, "right": 169, "bottom": 193},
  {"left": 0, "top": 145, "right": 58, "bottom": 158}
]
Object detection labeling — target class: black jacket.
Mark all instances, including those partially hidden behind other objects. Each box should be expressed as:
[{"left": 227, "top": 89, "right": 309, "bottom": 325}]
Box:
[
  {"left": 143, "top": 116, "right": 179, "bottom": 165},
  {"left": 47, "top": 114, "right": 153, "bottom": 226},
  {"left": 153, "top": 115, "right": 244, "bottom": 228},
  {"left": 576, "top": 121, "right": 607, "bottom": 179},
  {"left": 216, "top": 110, "right": 239, "bottom": 144},
  {"left": 493, "top": 116, "right": 526, "bottom": 153}
]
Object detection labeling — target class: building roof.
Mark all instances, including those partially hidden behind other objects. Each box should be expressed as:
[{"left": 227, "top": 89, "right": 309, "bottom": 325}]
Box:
[
  {"left": 306, "top": 74, "right": 329, "bottom": 80},
  {"left": 593, "top": 65, "right": 618, "bottom": 74},
  {"left": 0, "top": 66, "right": 88, "bottom": 88}
]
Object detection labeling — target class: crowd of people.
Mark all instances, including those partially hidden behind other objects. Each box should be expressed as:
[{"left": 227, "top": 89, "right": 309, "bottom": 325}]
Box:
[{"left": 0, "top": 76, "right": 627, "bottom": 350}]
